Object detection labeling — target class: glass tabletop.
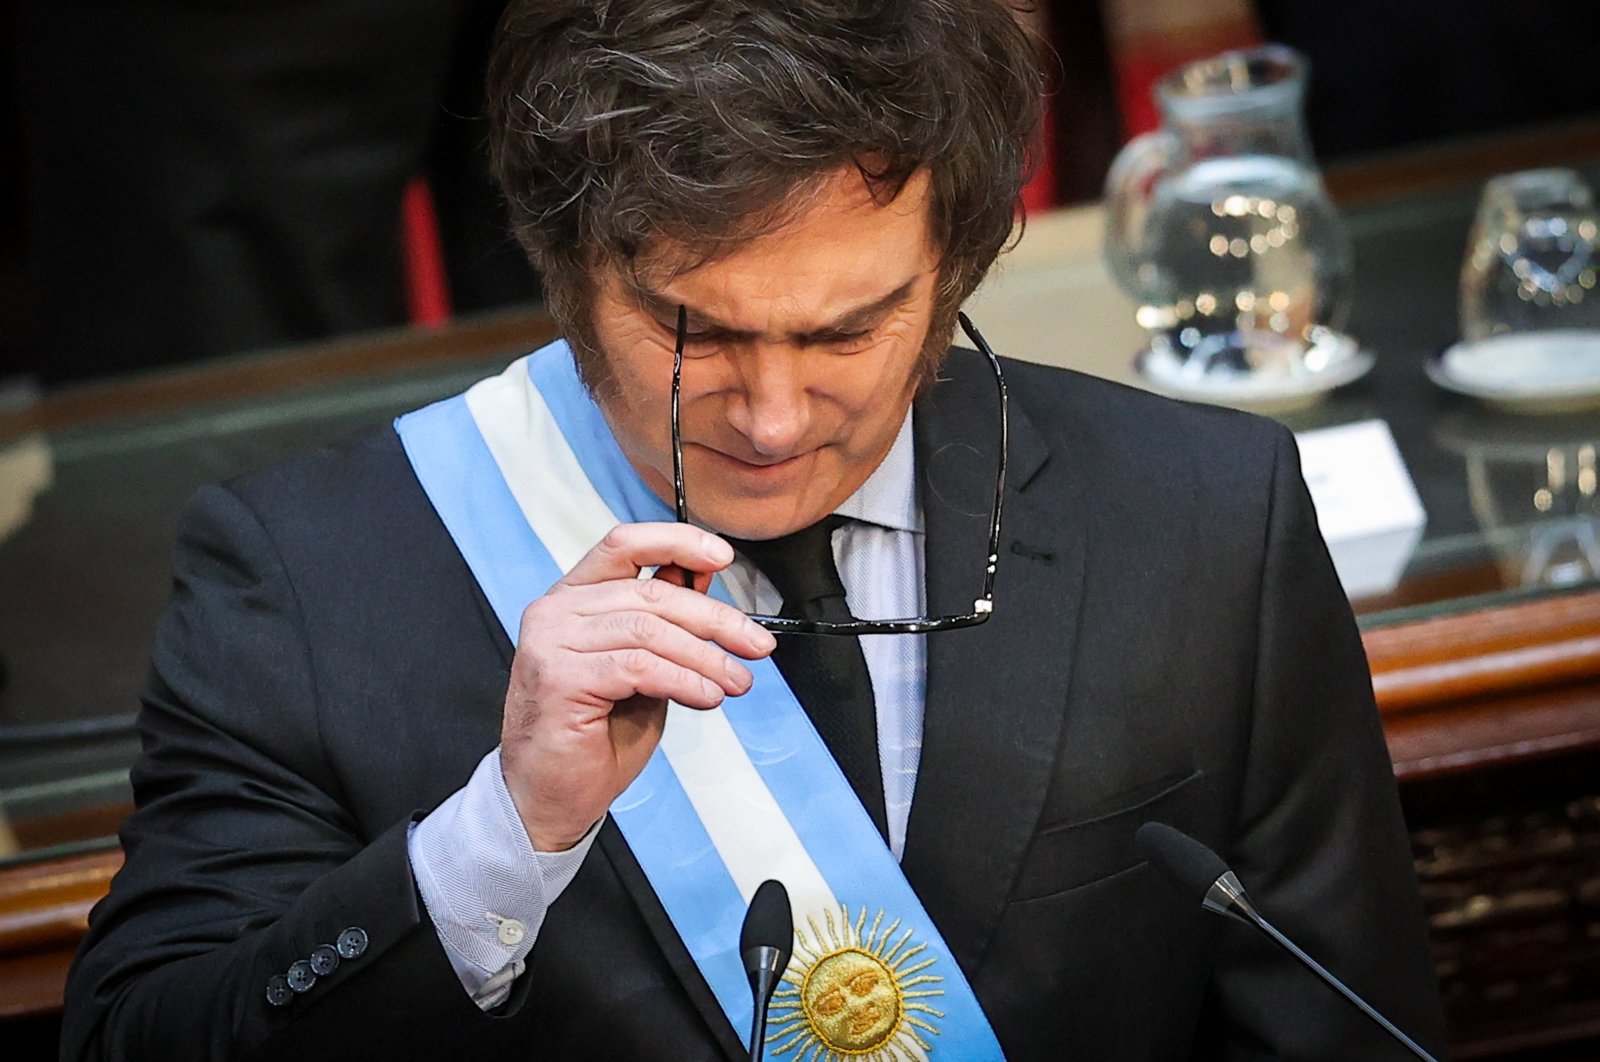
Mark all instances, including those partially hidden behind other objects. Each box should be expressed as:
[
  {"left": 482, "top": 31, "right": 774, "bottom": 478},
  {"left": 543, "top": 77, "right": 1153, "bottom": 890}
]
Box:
[
  {"left": 1, "top": 166, "right": 1598, "bottom": 869},
  {"left": 1277, "top": 165, "right": 1600, "bottom": 624}
]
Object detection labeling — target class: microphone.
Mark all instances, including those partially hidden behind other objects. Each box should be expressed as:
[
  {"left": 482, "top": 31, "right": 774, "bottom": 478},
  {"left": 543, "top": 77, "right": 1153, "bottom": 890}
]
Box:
[
  {"left": 740, "top": 879, "right": 794, "bottom": 1062},
  {"left": 1135, "top": 822, "right": 1438, "bottom": 1062}
]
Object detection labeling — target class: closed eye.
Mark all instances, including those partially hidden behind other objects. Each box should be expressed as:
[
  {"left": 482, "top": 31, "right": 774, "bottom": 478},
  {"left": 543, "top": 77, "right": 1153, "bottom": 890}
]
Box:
[
  {"left": 802, "top": 329, "right": 874, "bottom": 350},
  {"left": 663, "top": 320, "right": 872, "bottom": 350},
  {"left": 658, "top": 317, "right": 725, "bottom": 350}
]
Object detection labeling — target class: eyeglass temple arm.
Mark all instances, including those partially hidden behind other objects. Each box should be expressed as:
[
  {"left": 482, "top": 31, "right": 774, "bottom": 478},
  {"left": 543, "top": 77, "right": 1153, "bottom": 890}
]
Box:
[
  {"left": 956, "top": 311, "right": 1008, "bottom": 614},
  {"left": 672, "top": 305, "right": 688, "bottom": 523},
  {"left": 663, "top": 306, "right": 700, "bottom": 588}
]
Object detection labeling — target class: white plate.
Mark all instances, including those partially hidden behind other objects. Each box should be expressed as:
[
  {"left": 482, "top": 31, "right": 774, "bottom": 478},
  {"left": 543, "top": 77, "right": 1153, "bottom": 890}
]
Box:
[
  {"left": 1134, "top": 329, "right": 1374, "bottom": 413},
  {"left": 1428, "top": 331, "right": 1600, "bottom": 413}
]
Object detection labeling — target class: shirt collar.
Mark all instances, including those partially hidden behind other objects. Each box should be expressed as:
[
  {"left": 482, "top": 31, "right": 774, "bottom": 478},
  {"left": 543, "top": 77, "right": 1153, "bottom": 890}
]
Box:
[{"left": 834, "top": 411, "right": 921, "bottom": 534}]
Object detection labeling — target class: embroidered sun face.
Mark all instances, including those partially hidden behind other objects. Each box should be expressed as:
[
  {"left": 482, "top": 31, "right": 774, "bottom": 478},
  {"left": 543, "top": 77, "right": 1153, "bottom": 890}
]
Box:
[{"left": 768, "top": 906, "right": 945, "bottom": 1060}]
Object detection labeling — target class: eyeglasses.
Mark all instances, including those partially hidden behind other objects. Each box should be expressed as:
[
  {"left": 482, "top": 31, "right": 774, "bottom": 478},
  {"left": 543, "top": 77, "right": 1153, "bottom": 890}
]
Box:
[{"left": 670, "top": 304, "right": 1008, "bottom": 635}]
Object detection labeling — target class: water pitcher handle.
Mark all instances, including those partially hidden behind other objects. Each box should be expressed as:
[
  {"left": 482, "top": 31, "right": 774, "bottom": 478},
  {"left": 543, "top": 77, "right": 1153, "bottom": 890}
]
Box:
[{"left": 1103, "top": 130, "right": 1176, "bottom": 300}]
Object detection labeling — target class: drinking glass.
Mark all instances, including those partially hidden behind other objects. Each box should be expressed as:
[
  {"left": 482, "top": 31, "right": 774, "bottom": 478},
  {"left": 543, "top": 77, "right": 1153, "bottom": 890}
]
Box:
[{"left": 1461, "top": 168, "right": 1600, "bottom": 343}]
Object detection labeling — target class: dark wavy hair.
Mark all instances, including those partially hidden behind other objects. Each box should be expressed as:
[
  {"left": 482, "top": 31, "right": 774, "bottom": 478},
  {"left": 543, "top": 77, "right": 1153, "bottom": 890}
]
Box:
[{"left": 487, "top": 0, "right": 1044, "bottom": 386}]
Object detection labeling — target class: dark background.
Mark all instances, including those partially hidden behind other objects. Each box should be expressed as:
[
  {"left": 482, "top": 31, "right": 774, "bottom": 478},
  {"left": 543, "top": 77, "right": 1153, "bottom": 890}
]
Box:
[{"left": 4, "top": 0, "right": 1599, "bottom": 388}]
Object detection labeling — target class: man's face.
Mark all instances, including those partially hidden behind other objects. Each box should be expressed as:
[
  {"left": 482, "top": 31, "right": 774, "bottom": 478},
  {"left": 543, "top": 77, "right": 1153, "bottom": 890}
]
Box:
[{"left": 589, "top": 168, "right": 940, "bottom": 540}]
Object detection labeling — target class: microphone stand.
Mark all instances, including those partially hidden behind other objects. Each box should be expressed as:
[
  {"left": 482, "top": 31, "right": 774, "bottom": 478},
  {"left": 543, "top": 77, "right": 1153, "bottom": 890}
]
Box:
[
  {"left": 1160, "top": 831, "right": 1440, "bottom": 1062},
  {"left": 1228, "top": 891, "right": 1437, "bottom": 1062},
  {"left": 744, "top": 944, "right": 785, "bottom": 1062},
  {"left": 739, "top": 880, "right": 793, "bottom": 1062}
]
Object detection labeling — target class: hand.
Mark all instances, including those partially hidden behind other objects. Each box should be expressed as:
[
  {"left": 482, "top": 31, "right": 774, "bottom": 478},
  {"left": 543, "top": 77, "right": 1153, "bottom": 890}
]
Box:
[{"left": 499, "top": 522, "right": 776, "bottom": 851}]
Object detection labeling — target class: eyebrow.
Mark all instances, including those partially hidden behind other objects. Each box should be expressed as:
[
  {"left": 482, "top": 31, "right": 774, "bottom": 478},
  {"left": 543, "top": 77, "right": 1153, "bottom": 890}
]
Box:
[{"left": 630, "top": 275, "right": 922, "bottom": 344}]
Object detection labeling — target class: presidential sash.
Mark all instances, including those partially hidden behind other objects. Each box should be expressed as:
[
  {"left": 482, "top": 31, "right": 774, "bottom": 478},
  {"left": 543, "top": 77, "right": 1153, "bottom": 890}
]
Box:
[{"left": 395, "top": 341, "right": 1005, "bottom": 1060}]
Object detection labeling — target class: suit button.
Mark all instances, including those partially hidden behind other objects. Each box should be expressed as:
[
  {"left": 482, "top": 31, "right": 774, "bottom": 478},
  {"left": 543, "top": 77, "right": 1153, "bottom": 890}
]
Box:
[
  {"left": 285, "top": 960, "right": 317, "bottom": 993},
  {"left": 336, "top": 927, "right": 369, "bottom": 960},
  {"left": 265, "top": 975, "right": 293, "bottom": 1008},
  {"left": 309, "top": 944, "right": 341, "bottom": 976}
]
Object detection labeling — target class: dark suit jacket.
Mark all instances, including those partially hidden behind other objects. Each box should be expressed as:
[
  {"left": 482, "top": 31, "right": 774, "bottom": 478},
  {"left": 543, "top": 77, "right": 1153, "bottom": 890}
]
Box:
[{"left": 62, "top": 352, "right": 1446, "bottom": 1060}]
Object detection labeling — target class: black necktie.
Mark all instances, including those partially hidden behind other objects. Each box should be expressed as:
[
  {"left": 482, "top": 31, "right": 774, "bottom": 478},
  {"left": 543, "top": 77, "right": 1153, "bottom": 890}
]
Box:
[{"left": 729, "top": 516, "right": 888, "bottom": 838}]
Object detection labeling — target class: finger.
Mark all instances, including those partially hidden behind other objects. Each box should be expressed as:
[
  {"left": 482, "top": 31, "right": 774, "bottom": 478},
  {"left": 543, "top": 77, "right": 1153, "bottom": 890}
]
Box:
[
  {"left": 559, "top": 523, "right": 733, "bottom": 588},
  {"left": 567, "top": 610, "right": 754, "bottom": 695},
  {"left": 583, "top": 648, "right": 729, "bottom": 709},
  {"left": 653, "top": 564, "right": 713, "bottom": 595},
  {"left": 562, "top": 577, "right": 775, "bottom": 658}
]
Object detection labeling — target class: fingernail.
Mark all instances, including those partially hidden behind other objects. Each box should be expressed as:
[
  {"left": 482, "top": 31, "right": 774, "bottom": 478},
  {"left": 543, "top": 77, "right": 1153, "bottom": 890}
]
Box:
[
  {"left": 725, "top": 658, "right": 752, "bottom": 691},
  {"left": 753, "top": 627, "right": 777, "bottom": 653},
  {"left": 703, "top": 534, "right": 733, "bottom": 563},
  {"left": 701, "top": 677, "right": 723, "bottom": 702}
]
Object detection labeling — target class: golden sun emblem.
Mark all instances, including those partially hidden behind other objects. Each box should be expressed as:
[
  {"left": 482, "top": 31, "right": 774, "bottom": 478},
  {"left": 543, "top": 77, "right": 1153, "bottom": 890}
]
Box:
[{"left": 767, "top": 906, "right": 945, "bottom": 1060}]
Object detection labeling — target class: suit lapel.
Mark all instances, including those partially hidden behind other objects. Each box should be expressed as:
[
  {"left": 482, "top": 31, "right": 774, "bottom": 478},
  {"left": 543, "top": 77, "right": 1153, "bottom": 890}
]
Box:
[{"left": 902, "top": 349, "right": 1087, "bottom": 971}]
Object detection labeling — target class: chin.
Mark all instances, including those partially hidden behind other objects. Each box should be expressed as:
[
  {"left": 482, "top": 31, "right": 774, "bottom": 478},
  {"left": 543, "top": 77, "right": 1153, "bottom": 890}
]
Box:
[{"left": 695, "top": 502, "right": 819, "bottom": 542}]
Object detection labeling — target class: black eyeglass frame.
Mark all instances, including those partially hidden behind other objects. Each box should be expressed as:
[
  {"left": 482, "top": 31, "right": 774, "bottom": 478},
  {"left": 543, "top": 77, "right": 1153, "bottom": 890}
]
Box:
[{"left": 670, "top": 305, "right": 1008, "bottom": 635}]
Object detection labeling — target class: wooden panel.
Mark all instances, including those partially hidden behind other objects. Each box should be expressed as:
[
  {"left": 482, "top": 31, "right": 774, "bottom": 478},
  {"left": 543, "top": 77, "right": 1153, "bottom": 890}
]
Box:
[
  {"left": 0, "top": 851, "right": 122, "bottom": 1024},
  {"left": 1385, "top": 683, "right": 1600, "bottom": 780},
  {"left": 0, "top": 851, "right": 121, "bottom": 955},
  {"left": 0, "top": 950, "right": 73, "bottom": 1021},
  {"left": 1365, "top": 589, "right": 1600, "bottom": 781},
  {"left": 1368, "top": 590, "right": 1600, "bottom": 716},
  {"left": 0, "top": 309, "right": 557, "bottom": 442},
  {"left": 11, "top": 806, "right": 133, "bottom": 855}
]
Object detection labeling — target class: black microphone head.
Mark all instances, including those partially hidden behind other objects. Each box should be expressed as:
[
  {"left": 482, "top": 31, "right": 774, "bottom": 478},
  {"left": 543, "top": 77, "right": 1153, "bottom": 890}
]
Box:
[
  {"left": 1136, "top": 821, "right": 1231, "bottom": 903},
  {"left": 740, "top": 879, "right": 794, "bottom": 970}
]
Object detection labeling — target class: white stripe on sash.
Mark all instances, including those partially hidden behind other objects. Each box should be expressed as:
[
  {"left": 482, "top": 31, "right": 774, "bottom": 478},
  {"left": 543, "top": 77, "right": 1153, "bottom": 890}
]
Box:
[
  {"left": 657, "top": 709, "right": 835, "bottom": 914},
  {"left": 462, "top": 361, "right": 837, "bottom": 914},
  {"left": 463, "top": 364, "right": 617, "bottom": 570}
]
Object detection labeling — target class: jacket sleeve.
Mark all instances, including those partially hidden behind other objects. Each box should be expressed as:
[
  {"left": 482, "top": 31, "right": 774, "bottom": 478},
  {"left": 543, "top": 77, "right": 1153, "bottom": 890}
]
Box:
[
  {"left": 1198, "top": 424, "right": 1447, "bottom": 1060},
  {"left": 60, "top": 482, "right": 522, "bottom": 1061}
]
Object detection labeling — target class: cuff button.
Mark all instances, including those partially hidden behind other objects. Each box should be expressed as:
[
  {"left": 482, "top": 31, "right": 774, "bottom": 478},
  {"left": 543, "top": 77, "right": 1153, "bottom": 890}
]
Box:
[
  {"left": 309, "top": 944, "right": 341, "bottom": 976},
  {"left": 286, "top": 960, "right": 317, "bottom": 993},
  {"left": 265, "top": 975, "right": 293, "bottom": 1008},
  {"left": 335, "top": 926, "right": 369, "bottom": 960}
]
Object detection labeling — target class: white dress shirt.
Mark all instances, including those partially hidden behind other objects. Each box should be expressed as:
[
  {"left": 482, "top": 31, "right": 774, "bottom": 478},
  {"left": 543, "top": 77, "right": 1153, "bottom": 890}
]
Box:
[{"left": 408, "top": 412, "right": 927, "bottom": 1007}]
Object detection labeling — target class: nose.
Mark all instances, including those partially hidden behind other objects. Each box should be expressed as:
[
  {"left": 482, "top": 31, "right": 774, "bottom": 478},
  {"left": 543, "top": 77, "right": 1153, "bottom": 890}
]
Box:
[{"left": 723, "top": 346, "right": 809, "bottom": 458}]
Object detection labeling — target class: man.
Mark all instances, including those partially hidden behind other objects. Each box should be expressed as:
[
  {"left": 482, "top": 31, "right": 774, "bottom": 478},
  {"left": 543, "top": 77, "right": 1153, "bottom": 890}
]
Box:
[{"left": 63, "top": 1, "right": 1446, "bottom": 1059}]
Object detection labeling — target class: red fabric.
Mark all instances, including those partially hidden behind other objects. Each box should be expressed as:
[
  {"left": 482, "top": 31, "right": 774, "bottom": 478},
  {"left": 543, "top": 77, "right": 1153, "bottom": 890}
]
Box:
[
  {"left": 401, "top": 176, "right": 453, "bottom": 327},
  {"left": 1021, "top": 87, "right": 1058, "bottom": 215}
]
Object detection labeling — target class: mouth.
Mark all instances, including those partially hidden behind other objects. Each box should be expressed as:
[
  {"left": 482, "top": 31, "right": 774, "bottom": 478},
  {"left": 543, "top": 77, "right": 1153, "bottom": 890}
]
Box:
[
  {"left": 728, "top": 453, "right": 805, "bottom": 469},
  {"left": 698, "top": 446, "right": 814, "bottom": 479}
]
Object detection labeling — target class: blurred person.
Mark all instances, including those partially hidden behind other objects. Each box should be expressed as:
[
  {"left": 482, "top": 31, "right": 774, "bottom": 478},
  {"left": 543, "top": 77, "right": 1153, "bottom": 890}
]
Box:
[{"left": 15, "top": 0, "right": 534, "bottom": 384}]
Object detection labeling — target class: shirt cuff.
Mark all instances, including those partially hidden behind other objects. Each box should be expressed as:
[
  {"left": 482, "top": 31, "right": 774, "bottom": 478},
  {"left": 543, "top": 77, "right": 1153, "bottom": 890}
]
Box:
[{"left": 408, "top": 747, "right": 600, "bottom": 1006}]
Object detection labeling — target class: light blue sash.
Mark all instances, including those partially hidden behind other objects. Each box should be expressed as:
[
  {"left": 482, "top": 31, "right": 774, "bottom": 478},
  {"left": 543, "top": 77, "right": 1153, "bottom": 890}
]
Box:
[{"left": 395, "top": 341, "right": 1004, "bottom": 1060}]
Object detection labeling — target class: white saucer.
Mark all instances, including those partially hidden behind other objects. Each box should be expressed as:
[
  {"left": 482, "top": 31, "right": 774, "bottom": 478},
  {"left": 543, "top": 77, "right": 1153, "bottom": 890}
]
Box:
[
  {"left": 1427, "top": 331, "right": 1600, "bottom": 414},
  {"left": 1134, "top": 329, "right": 1374, "bottom": 413}
]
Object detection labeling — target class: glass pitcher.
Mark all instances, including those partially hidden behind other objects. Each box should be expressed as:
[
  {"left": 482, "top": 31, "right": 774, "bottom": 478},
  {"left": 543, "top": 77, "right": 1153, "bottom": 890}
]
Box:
[{"left": 1104, "top": 44, "right": 1353, "bottom": 381}]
